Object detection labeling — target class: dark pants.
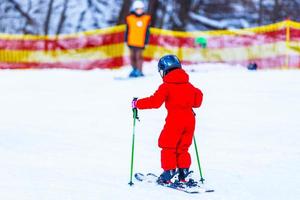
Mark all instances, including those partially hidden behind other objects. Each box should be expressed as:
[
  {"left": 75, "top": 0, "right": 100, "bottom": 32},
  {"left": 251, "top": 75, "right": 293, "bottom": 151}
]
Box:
[{"left": 129, "top": 47, "right": 143, "bottom": 72}]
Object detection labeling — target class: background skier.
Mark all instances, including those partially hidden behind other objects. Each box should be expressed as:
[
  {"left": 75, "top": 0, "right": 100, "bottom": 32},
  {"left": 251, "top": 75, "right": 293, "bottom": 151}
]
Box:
[
  {"left": 132, "top": 55, "right": 203, "bottom": 184},
  {"left": 125, "top": 1, "right": 151, "bottom": 77}
]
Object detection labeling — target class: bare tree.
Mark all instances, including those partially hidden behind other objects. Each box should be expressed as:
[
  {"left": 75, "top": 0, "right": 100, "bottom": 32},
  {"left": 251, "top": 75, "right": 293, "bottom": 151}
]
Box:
[
  {"left": 7, "top": 0, "right": 36, "bottom": 26},
  {"left": 148, "top": 0, "right": 159, "bottom": 26},
  {"left": 258, "top": 0, "right": 263, "bottom": 25},
  {"left": 44, "top": 0, "right": 55, "bottom": 35},
  {"left": 191, "top": 0, "right": 204, "bottom": 13},
  {"left": 272, "top": 0, "right": 281, "bottom": 23},
  {"left": 21, "top": 0, "right": 34, "bottom": 34},
  {"left": 156, "top": 0, "right": 167, "bottom": 28},
  {"left": 172, "top": 0, "right": 192, "bottom": 31},
  {"left": 117, "top": 0, "right": 132, "bottom": 25},
  {"left": 56, "top": 0, "right": 69, "bottom": 35},
  {"left": 76, "top": 8, "right": 87, "bottom": 32}
]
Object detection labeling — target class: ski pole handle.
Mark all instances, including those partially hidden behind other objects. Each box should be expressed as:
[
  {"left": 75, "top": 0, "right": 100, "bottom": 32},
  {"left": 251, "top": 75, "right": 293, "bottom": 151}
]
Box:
[
  {"left": 132, "top": 98, "right": 137, "bottom": 109},
  {"left": 132, "top": 98, "right": 140, "bottom": 121}
]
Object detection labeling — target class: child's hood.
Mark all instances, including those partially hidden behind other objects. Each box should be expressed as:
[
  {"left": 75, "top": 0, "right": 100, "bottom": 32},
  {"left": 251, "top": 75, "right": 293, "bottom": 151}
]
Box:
[{"left": 163, "top": 69, "right": 189, "bottom": 84}]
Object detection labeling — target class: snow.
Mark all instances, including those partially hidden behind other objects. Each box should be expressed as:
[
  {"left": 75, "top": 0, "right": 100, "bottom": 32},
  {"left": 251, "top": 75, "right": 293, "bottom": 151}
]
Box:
[
  {"left": 189, "top": 12, "right": 250, "bottom": 30},
  {"left": 0, "top": 63, "right": 300, "bottom": 200},
  {"left": 190, "top": 13, "right": 227, "bottom": 29}
]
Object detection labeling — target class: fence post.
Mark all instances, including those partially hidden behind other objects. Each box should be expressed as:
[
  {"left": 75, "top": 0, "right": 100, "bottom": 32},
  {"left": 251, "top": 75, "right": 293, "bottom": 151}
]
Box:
[{"left": 285, "top": 18, "right": 290, "bottom": 69}]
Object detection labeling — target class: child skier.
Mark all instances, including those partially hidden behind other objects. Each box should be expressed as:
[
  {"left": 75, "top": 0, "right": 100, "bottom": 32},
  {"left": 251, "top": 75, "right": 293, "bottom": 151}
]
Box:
[{"left": 132, "top": 55, "right": 203, "bottom": 184}]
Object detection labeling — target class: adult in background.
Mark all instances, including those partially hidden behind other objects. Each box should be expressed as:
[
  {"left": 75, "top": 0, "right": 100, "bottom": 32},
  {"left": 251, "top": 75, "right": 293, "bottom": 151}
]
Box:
[{"left": 125, "top": 1, "right": 151, "bottom": 77}]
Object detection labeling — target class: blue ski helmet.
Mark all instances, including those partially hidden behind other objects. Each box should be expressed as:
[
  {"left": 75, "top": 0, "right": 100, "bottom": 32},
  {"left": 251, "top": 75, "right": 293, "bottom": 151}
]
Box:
[{"left": 158, "top": 55, "right": 182, "bottom": 77}]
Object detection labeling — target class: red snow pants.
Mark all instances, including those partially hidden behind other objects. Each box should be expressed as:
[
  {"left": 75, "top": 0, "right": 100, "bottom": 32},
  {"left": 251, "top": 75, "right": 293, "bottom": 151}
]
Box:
[{"left": 159, "top": 110, "right": 195, "bottom": 170}]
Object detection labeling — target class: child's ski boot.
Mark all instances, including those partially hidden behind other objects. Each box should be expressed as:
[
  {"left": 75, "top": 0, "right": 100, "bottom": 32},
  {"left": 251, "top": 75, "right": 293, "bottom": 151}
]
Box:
[
  {"left": 157, "top": 169, "right": 177, "bottom": 185},
  {"left": 177, "top": 168, "right": 198, "bottom": 187}
]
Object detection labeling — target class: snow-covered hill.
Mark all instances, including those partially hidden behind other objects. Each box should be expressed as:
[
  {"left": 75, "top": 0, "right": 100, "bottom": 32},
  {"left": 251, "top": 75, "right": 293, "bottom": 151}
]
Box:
[{"left": 0, "top": 63, "right": 299, "bottom": 200}]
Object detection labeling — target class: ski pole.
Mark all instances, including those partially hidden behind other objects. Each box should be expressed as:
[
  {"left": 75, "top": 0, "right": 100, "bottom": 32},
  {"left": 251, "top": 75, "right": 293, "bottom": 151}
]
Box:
[
  {"left": 193, "top": 135, "right": 205, "bottom": 184},
  {"left": 128, "top": 107, "right": 139, "bottom": 186}
]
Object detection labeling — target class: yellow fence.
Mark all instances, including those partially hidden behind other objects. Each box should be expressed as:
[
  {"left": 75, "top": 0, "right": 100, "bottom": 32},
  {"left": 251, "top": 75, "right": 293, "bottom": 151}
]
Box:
[{"left": 0, "top": 20, "right": 299, "bottom": 69}]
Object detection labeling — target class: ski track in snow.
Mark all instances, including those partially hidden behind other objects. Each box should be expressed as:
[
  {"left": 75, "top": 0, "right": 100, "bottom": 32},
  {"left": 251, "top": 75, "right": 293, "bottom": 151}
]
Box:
[{"left": 0, "top": 63, "right": 300, "bottom": 200}]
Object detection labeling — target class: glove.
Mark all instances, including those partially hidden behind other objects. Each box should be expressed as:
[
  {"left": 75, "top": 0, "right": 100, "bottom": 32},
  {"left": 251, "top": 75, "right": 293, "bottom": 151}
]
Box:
[
  {"left": 132, "top": 97, "right": 138, "bottom": 109},
  {"left": 132, "top": 97, "right": 140, "bottom": 120}
]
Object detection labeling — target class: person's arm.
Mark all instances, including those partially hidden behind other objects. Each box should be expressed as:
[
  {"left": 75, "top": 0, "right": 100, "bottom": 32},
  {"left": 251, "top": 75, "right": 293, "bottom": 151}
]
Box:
[
  {"left": 145, "top": 26, "right": 150, "bottom": 45},
  {"left": 145, "top": 15, "right": 151, "bottom": 45},
  {"left": 136, "top": 84, "right": 167, "bottom": 109},
  {"left": 193, "top": 87, "right": 203, "bottom": 108},
  {"left": 125, "top": 24, "right": 129, "bottom": 43},
  {"left": 125, "top": 15, "right": 129, "bottom": 43}
]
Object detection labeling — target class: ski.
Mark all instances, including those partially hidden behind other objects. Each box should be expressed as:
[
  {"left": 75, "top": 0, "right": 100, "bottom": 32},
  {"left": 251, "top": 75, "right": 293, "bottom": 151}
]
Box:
[
  {"left": 134, "top": 173, "right": 214, "bottom": 194},
  {"left": 114, "top": 74, "right": 153, "bottom": 80},
  {"left": 114, "top": 76, "right": 141, "bottom": 80}
]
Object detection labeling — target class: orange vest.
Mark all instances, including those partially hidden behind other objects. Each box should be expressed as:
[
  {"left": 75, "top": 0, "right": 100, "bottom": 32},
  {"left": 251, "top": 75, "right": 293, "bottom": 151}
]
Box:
[{"left": 126, "top": 14, "right": 151, "bottom": 48}]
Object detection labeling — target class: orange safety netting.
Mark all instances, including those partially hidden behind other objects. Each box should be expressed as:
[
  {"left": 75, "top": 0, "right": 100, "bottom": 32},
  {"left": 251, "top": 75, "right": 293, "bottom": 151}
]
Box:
[{"left": 0, "top": 20, "right": 299, "bottom": 70}]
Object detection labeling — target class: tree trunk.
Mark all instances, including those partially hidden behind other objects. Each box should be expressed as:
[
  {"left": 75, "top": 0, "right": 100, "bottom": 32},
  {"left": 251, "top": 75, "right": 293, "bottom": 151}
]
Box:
[
  {"left": 44, "top": 0, "right": 55, "bottom": 52},
  {"left": 157, "top": 0, "right": 167, "bottom": 28},
  {"left": 117, "top": 0, "right": 132, "bottom": 25},
  {"left": 172, "top": 0, "right": 192, "bottom": 31},
  {"left": 8, "top": 0, "right": 35, "bottom": 26},
  {"left": 273, "top": 0, "right": 280, "bottom": 23},
  {"left": 56, "top": 0, "right": 69, "bottom": 35},
  {"left": 44, "top": 0, "right": 55, "bottom": 35},
  {"left": 148, "top": 0, "right": 159, "bottom": 26},
  {"left": 191, "top": 0, "right": 203, "bottom": 13},
  {"left": 258, "top": 0, "right": 263, "bottom": 25},
  {"left": 76, "top": 10, "right": 87, "bottom": 32}
]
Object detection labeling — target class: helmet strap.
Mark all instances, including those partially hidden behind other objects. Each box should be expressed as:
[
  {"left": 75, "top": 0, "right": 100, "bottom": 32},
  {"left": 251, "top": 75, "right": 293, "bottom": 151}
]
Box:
[{"left": 159, "top": 70, "right": 164, "bottom": 78}]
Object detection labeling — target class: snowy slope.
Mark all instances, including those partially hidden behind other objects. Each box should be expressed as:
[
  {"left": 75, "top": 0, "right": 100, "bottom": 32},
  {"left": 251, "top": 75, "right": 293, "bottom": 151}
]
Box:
[{"left": 0, "top": 63, "right": 300, "bottom": 200}]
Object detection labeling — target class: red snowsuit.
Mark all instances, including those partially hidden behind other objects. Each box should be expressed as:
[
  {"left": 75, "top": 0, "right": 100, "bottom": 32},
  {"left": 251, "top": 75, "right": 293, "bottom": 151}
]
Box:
[{"left": 136, "top": 68, "right": 203, "bottom": 170}]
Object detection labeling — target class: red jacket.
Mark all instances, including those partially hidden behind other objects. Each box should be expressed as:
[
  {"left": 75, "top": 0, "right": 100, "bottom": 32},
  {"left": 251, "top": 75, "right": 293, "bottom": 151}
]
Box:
[{"left": 136, "top": 69, "right": 203, "bottom": 112}]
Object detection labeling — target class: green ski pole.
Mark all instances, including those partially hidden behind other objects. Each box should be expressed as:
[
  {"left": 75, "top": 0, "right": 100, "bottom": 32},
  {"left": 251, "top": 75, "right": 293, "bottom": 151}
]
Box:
[
  {"left": 193, "top": 135, "right": 205, "bottom": 184},
  {"left": 129, "top": 105, "right": 139, "bottom": 186}
]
